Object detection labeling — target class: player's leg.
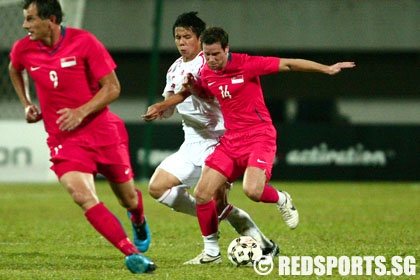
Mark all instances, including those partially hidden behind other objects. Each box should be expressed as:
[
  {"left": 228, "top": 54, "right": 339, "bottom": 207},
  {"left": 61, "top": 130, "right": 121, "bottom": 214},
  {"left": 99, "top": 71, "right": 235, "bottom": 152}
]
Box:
[
  {"left": 109, "top": 179, "right": 156, "bottom": 273},
  {"left": 243, "top": 166, "right": 299, "bottom": 229},
  {"left": 96, "top": 130, "right": 156, "bottom": 273},
  {"left": 148, "top": 167, "right": 196, "bottom": 216},
  {"left": 59, "top": 172, "right": 140, "bottom": 255},
  {"left": 244, "top": 131, "right": 299, "bottom": 229},
  {"left": 184, "top": 166, "right": 226, "bottom": 264},
  {"left": 215, "top": 183, "right": 279, "bottom": 256},
  {"left": 109, "top": 178, "right": 151, "bottom": 253}
]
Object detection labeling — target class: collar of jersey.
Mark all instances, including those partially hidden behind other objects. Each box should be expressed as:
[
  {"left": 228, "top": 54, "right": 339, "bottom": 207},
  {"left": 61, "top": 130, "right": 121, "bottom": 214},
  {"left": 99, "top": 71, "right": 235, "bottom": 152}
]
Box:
[{"left": 37, "top": 25, "right": 66, "bottom": 56}]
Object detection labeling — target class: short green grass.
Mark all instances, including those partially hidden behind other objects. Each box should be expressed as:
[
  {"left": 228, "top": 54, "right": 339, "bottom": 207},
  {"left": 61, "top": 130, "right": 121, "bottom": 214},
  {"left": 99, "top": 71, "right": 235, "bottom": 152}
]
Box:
[{"left": 0, "top": 181, "right": 419, "bottom": 279}]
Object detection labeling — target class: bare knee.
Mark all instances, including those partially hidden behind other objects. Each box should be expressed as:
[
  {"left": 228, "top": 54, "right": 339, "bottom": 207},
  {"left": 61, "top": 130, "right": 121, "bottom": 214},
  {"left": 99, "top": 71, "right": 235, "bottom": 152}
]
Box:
[
  {"left": 243, "top": 186, "right": 261, "bottom": 202},
  {"left": 148, "top": 181, "right": 168, "bottom": 200},
  {"left": 66, "top": 186, "right": 99, "bottom": 210},
  {"left": 60, "top": 173, "right": 98, "bottom": 210},
  {"left": 109, "top": 179, "right": 140, "bottom": 209},
  {"left": 148, "top": 169, "right": 179, "bottom": 200},
  {"left": 193, "top": 187, "right": 213, "bottom": 205},
  {"left": 120, "top": 192, "right": 137, "bottom": 209}
]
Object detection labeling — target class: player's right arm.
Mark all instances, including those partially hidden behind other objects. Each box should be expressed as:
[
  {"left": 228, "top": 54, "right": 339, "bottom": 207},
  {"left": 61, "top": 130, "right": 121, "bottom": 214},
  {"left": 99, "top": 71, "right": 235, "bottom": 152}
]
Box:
[
  {"left": 142, "top": 73, "right": 211, "bottom": 121},
  {"left": 8, "top": 62, "right": 42, "bottom": 123},
  {"left": 142, "top": 90, "right": 190, "bottom": 121}
]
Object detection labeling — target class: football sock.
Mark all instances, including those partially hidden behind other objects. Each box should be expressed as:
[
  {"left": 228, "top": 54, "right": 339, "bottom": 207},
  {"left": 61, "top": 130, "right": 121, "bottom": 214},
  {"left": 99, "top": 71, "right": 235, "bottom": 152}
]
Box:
[
  {"left": 277, "top": 191, "right": 287, "bottom": 205},
  {"left": 157, "top": 185, "right": 196, "bottom": 216},
  {"left": 259, "top": 184, "right": 280, "bottom": 203},
  {"left": 196, "top": 200, "right": 219, "bottom": 237},
  {"left": 218, "top": 204, "right": 233, "bottom": 221},
  {"left": 224, "top": 206, "right": 273, "bottom": 249},
  {"left": 128, "top": 189, "right": 145, "bottom": 224},
  {"left": 85, "top": 202, "right": 139, "bottom": 256},
  {"left": 203, "top": 233, "right": 220, "bottom": 257}
]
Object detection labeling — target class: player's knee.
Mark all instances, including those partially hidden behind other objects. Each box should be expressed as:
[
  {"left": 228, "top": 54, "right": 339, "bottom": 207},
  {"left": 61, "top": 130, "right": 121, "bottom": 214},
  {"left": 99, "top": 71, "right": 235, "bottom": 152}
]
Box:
[
  {"left": 193, "top": 187, "right": 212, "bottom": 204},
  {"left": 243, "top": 186, "right": 260, "bottom": 202},
  {"left": 71, "top": 191, "right": 98, "bottom": 210},
  {"left": 118, "top": 193, "right": 137, "bottom": 209},
  {"left": 148, "top": 181, "right": 166, "bottom": 199}
]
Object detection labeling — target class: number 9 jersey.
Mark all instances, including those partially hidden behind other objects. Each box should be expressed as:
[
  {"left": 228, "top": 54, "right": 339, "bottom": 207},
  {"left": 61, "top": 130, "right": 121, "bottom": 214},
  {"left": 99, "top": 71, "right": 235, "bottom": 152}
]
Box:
[{"left": 9, "top": 26, "right": 116, "bottom": 137}]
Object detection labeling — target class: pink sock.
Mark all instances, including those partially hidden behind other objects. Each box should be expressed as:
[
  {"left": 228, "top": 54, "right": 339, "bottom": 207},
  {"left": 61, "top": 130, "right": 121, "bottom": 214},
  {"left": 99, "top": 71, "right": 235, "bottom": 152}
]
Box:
[
  {"left": 128, "top": 189, "right": 145, "bottom": 224},
  {"left": 196, "top": 200, "right": 219, "bottom": 236},
  {"left": 258, "top": 184, "right": 279, "bottom": 203},
  {"left": 85, "top": 202, "right": 139, "bottom": 256}
]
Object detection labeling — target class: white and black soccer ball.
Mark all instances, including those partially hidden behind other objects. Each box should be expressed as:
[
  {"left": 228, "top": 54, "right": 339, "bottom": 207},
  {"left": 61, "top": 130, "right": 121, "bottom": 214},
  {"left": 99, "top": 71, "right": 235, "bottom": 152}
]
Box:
[{"left": 227, "top": 236, "right": 263, "bottom": 266}]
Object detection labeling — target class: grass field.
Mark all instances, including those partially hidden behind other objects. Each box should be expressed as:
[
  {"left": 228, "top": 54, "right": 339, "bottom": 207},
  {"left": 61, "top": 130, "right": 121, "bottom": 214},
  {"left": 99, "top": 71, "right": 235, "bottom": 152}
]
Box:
[{"left": 0, "top": 181, "right": 418, "bottom": 279}]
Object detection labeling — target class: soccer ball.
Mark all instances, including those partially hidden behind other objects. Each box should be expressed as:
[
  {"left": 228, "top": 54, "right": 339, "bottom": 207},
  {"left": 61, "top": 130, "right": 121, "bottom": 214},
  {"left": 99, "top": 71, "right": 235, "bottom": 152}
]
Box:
[{"left": 227, "top": 236, "right": 262, "bottom": 266}]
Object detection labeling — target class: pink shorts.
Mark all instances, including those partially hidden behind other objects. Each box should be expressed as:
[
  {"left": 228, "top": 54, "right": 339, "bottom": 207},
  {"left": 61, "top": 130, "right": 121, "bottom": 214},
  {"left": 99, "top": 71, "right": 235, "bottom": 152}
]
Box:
[
  {"left": 48, "top": 116, "right": 134, "bottom": 183},
  {"left": 205, "top": 125, "right": 277, "bottom": 183}
]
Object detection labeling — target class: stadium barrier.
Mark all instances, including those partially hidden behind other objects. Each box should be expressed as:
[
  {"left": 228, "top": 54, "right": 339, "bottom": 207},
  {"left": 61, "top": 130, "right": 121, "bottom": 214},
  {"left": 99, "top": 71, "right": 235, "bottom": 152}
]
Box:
[
  {"left": 126, "top": 123, "right": 420, "bottom": 182},
  {"left": 0, "top": 120, "right": 54, "bottom": 182},
  {"left": 1, "top": 122, "right": 418, "bottom": 182}
]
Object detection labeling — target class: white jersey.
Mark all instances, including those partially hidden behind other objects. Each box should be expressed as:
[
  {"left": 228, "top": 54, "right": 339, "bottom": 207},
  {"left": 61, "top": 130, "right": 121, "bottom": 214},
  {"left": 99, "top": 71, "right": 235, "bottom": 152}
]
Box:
[{"left": 164, "top": 52, "right": 225, "bottom": 142}]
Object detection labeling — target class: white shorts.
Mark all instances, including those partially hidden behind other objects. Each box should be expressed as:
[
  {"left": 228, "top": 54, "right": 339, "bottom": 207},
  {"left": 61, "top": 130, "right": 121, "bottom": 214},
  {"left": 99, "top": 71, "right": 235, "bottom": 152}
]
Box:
[{"left": 157, "top": 139, "right": 218, "bottom": 187}]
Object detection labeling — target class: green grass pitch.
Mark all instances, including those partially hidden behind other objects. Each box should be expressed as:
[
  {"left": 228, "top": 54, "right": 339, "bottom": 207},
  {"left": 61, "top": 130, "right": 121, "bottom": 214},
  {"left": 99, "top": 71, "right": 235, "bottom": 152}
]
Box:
[{"left": 0, "top": 181, "right": 418, "bottom": 279}]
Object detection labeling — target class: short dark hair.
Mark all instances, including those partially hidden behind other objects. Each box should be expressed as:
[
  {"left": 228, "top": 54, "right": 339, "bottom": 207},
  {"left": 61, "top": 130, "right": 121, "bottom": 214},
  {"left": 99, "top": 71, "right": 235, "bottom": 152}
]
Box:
[
  {"left": 172, "top": 11, "right": 206, "bottom": 38},
  {"left": 23, "top": 0, "right": 63, "bottom": 24},
  {"left": 201, "top": 27, "right": 229, "bottom": 49}
]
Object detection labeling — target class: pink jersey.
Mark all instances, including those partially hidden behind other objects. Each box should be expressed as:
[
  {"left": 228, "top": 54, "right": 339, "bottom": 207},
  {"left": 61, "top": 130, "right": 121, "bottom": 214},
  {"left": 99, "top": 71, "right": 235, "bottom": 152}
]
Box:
[
  {"left": 199, "top": 53, "right": 280, "bottom": 132},
  {"left": 9, "top": 27, "right": 116, "bottom": 141}
]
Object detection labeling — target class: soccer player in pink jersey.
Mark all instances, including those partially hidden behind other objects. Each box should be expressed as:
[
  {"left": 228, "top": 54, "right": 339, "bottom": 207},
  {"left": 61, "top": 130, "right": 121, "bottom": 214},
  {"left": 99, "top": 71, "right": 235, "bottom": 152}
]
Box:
[
  {"left": 143, "top": 12, "right": 279, "bottom": 264},
  {"left": 181, "top": 27, "right": 356, "bottom": 263},
  {"left": 8, "top": 0, "right": 155, "bottom": 274}
]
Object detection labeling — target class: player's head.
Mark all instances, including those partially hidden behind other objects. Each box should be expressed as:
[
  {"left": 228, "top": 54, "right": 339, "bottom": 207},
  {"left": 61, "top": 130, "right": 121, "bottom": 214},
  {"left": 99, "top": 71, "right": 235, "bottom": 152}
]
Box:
[
  {"left": 172, "top": 12, "right": 206, "bottom": 62},
  {"left": 172, "top": 11, "right": 206, "bottom": 39},
  {"left": 22, "top": 0, "right": 63, "bottom": 42},
  {"left": 23, "top": 0, "right": 63, "bottom": 24},
  {"left": 201, "top": 27, "right": 229, "bottom": 49},
  {"left": 201, "top": 27, "right": 230, "bottom": 70}
]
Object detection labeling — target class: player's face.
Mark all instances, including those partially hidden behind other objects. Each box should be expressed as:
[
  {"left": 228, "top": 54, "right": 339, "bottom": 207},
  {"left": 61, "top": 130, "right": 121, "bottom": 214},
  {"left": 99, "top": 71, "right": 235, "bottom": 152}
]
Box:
[
  {"left": 203, "top": 42, "right": 229, "bottom": 71},
  {"left": 174, "top": 27, "right": 202, "bottom": 62},
  {"left": 22, "top": 3, "right": 52, "bottom": 42}
]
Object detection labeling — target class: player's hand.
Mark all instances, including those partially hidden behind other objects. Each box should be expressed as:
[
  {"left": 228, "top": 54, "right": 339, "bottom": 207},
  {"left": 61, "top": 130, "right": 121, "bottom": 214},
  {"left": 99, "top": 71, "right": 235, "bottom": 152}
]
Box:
[
  {"left": 182, "top": 73, "right": 196, "bottom": 90},
  {"left": 327, "top": 62, "right": 356, "bottom": 75},
  {"left": 24, "top": 104, "right": 42, "bottom": 123},
  {"left": 142, "top": 103, "right": 164, "bottom": 121},
  {"left": 182, "top": 73, "right": 211, "bottom": 101},
  {"left": 56, "top": 108, "right": 84, "bottom": 131}
]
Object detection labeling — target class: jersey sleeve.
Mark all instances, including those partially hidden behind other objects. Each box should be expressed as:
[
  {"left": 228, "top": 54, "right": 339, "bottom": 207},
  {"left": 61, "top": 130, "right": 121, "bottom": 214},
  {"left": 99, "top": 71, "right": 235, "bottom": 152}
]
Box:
[
  {"left": 246, "top": 55, "right": 280, "bottom": 77},
  {"left": 83, "top": 33, "right": 116, "bottom": 81},
  {"left": 9, "top": 40, "right": 26, "bottom": 71},
  {"left": 163, "top": 63, "right": 176, "bottom": 96}
]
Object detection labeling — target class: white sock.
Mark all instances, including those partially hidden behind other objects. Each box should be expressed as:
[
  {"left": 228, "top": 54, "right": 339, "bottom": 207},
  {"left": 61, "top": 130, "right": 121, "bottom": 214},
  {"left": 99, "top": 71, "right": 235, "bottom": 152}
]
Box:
[
  {"left": 203, "top": 233, "right": 220, "bottom": 256},
  {"left": 225, "top": 206, "right": 273, "bottom": 249},
  {"left": 157, "top": 185, "right": 196, "bottom": 216},
  {"left": 277, "top": 191, "right": 287, "bottom": 205}
]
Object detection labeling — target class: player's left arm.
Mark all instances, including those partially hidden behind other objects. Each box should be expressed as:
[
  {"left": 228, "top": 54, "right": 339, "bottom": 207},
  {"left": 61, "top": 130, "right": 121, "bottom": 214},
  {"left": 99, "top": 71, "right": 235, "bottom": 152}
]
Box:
[
  {"left": 279, "top": 58, "right": 355, "bottom": 75},
  {"left": 56, "top": 71, "right": 120, "bottom": 131}
]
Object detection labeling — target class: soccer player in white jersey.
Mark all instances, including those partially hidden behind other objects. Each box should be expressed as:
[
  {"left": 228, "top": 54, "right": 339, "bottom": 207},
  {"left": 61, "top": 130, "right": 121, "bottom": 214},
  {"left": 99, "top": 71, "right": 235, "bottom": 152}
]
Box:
[{"left": 143, "top": 12, "right": 279, "bottom": 264}]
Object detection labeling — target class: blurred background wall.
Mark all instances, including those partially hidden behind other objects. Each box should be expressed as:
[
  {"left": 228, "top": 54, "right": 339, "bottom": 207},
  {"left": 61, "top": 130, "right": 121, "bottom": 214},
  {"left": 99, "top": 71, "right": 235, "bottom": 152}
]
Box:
[
  {"left": 1, "top": 0, "right": 419, "bottom": 123},
  {"left": 0, "top": 0, "right": 418, "bottom": 181}
]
